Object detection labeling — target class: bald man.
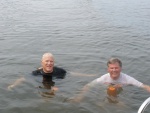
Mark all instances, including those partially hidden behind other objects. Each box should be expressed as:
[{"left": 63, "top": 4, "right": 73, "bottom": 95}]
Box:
[
  {"left": 32, "top": 53, "right": 66, "bottom": 87},
  {"left": 8, "top": 53, "right": 66, "bottom": 93}
]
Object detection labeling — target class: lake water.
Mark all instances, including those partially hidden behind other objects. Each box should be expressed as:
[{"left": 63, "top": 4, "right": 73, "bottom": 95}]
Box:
[{"left": 0, "top": 0, "right": 150, "bottom": 113}]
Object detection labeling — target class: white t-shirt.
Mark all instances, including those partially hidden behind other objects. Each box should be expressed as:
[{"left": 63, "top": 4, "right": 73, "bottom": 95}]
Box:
[{"left": 89, "top": 72, "right": 143, "bottom": 87}]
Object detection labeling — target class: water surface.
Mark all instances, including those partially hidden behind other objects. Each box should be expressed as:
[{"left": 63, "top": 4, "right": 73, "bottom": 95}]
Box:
[{"left": 0, "top": 0, "right": 150, "bottom": 113}]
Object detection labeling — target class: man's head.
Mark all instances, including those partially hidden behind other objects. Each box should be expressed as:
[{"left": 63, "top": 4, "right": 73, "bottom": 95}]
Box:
[
  {"left": 107, "top": 58, "right": 122, "bottom": 80},
  {"left": 41, "top": 53, "right": 54, "bottom": 73}
]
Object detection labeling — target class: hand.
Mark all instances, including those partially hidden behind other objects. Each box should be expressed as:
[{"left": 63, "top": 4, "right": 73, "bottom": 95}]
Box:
[
  {"left": 142, "top": 84, "right": 150, "bottom": 92},
  {"left": 68, "top": 96, "right": 83, "bottom": 103},
  {"left": 51, "top": 86, "right": 59, "bottom": 91},
  {"left": 7, "top": 85, "right": 14, "bottom": 91},
  {"left": 113, "top": 84, "right": 122, "bottom": 89},
  {"left": 47, "top": 86, "right": 59, "bottom": 95}
]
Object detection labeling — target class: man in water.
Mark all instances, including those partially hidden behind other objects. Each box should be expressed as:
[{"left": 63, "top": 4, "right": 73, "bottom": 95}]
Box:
[
  {"left": 8, "top": 52, "right": 66, "bottom": 94},
  {"left": 32, "top": 52, "right": 66, "bottom": 92},
  {"left": 74, "top": 58, "right": 150, "bottom": 102}
]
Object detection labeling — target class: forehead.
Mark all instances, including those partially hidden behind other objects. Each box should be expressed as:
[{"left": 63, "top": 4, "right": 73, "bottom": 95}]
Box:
[
  {"left": 108, "top": 62, "right": 120, "bottom": 67},
  {"left": 42, "top": 55, "right": 54, "bottom": 61}
]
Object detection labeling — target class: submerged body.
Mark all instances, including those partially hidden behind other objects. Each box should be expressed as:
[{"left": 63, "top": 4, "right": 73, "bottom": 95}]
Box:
[
  {"left": 73, "top": 58, "right": 150, "bottom": 103},
  {"left": 32, "top": 66, "right": 66, "bottom": 89},
  {"left": 8, "top": 53, "right": 67, "bottom": 96}
]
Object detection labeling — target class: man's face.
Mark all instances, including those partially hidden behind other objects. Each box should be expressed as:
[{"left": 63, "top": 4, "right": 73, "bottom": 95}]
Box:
[
  {"left": 107, "top": 62, "right": 121, "bottom": 80},
  {"left": 42, "top": 56, "right": 54, "bottom": 73}
]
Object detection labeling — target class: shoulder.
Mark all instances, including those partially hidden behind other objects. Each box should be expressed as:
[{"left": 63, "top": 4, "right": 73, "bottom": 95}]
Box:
[
  {"left": 53, "top": 66, "right": 67, "bottom": 79},
  {"left": 53, "top": 66, "right": 67, "bottom": 73},
  {"left": 100, "top": 73, "right": 110, "bottom": 79},
  {"left": 120, "top": 72, "right": 133, "bottom": 79},
  {"left": 32, "top": 68, "right": 42, "bottom": 76},
  {"left": 96, "top": 73, "right": 110, "bottom": 82},
  {"left": 120, "top": 72, "right": 138, "bottom": 82},
  {"left": 120, "top": 73, "right": 143, "bottom": 87}
]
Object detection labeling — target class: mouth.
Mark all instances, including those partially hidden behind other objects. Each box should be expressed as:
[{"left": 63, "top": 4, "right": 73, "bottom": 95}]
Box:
[
  {"left": 47, "top": 65, "right": 52, "bottom": 68},
  {"left": 112, "top": 72, "right": 119, "bottom": 76},
  {"left": 112, "top": 72, "right": 119, "bottom": 75}
]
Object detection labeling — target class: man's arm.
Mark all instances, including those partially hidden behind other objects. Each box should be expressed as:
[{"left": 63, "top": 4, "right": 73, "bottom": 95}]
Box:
[
  {"left": 70, "top": 72, "right": 96, "bottom": 76},
  {"left": 125, "top": 75, "right": 150, "bottom": 93},
  {"left": 7, "top": 77, "right": 26, "bottom": 90},
  {"left": 141, "top": 84, "right": 150, "bottom": 92},
  {"left": 71, "top": 79, "right": 98, "bottom": 102}
]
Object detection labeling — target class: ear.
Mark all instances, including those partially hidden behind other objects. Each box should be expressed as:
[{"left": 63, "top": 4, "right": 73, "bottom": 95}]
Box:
[
  {"left": 41, "top": 60, "right": 43, "bottom": 66},
  {"left": 107, "top": 67, "right": 109, "bottom": 72}
]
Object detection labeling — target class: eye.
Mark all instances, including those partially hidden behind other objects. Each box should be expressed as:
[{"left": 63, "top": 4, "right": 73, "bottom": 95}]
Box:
[{"left": 45, "top": 60, "right": 49, "bottom": 62}]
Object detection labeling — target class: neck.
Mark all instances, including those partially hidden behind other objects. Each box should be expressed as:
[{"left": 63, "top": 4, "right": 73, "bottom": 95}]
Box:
[
  {"left": 43, "top": 69, "right": 53, "bottom": 73},
  {"left": 110, "top": 74, "right": 120, "bottom": 80}
]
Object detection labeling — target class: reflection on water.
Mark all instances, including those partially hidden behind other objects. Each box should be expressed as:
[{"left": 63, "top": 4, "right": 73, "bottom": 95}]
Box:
[
  {"left": 37, "top": 80, "right": 57, "bottom": 98},
  {"left": 0, "top": 0, "right": 150, "bottom": 113},
  {"left": 37, "top": 87, "right": 55, "bottom": 98}
]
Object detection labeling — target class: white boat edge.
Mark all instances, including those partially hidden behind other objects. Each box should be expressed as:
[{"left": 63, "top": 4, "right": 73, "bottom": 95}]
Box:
[{"left": 138, "top": 97, "right": 150, "bottom": 113}]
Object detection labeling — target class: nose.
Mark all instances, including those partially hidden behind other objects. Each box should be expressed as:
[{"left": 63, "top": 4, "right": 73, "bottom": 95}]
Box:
[
  {"left": 112, "top": 68, "right": 116, "bottom": 71},
  {"left": 47, "top": 61, "right": 51, "bottom": 65}
]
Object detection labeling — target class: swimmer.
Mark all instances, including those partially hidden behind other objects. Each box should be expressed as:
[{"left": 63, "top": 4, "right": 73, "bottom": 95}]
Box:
[
  {"left": 72, "top": 58, "right": 150, "bottom": 103},
  {"left": 8, "top": 52, "right": 66, "bottom": 95},
  {"left": 32, "top": 52, "right": 66, "bottom": 93}
]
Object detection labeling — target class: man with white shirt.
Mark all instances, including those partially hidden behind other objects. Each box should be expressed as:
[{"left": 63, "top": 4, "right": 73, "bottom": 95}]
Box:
[
  {"left": 74, "top": 58, "right": 150, "bottom": 102},
  {"left": 89, "top": 58, "right": 149, "bottom": 89}
]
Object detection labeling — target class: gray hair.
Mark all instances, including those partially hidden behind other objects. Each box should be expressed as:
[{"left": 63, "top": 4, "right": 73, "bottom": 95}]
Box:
[
  {"left": 42, "top": 52, "right": 54, "bottom": 61},
  {"left": 107, "top": 58, "right": 122, "bottom": 67}
]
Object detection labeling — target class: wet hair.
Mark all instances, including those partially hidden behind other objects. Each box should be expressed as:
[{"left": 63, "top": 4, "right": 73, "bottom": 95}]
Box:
[
  {"left": 42, "top": 52, "right": 54, "bottom": 61},
  {"left": 107, "top": 58, "right": 122, "bottom": 67}
]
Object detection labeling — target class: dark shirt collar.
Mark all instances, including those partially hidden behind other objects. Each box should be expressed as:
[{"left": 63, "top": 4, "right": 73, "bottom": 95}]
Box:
[{"left": 41, "top": 69, "right": 54, "bottom": 76}]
